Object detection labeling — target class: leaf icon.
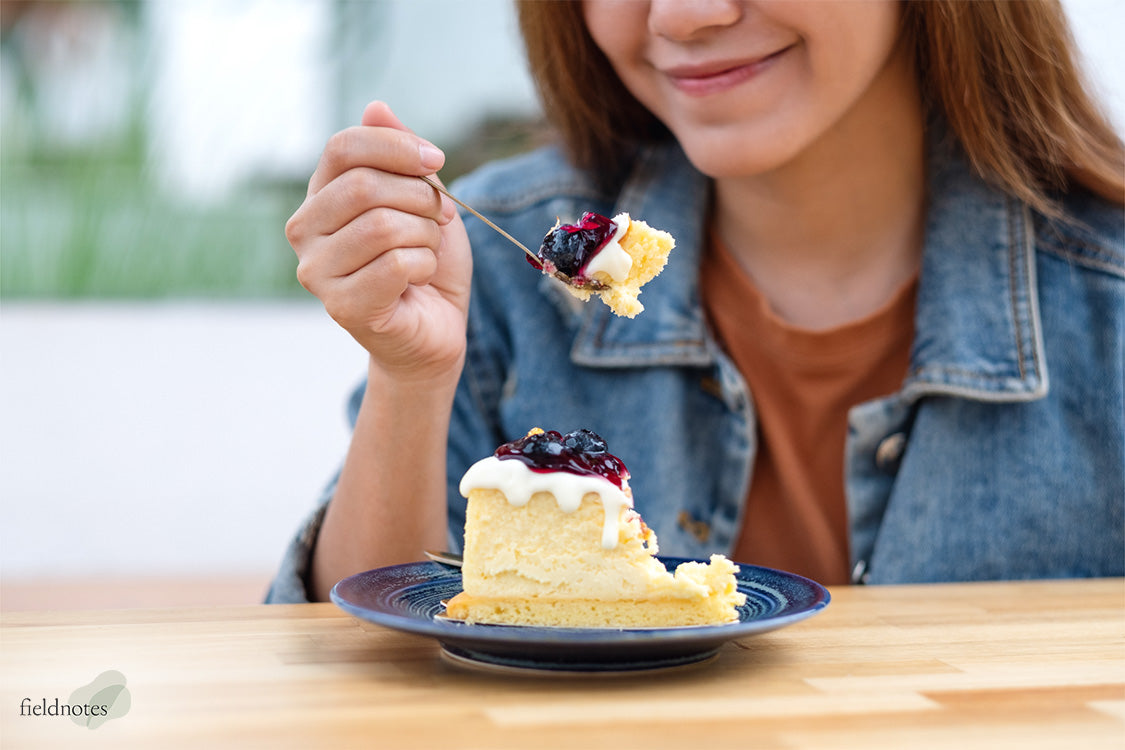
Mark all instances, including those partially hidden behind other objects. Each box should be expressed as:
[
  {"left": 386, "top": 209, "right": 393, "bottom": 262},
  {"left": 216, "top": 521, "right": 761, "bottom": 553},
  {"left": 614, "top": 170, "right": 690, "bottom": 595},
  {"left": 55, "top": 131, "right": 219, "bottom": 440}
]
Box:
[{"left": 69, "top": 670, "right": 131, "bottom": 730}]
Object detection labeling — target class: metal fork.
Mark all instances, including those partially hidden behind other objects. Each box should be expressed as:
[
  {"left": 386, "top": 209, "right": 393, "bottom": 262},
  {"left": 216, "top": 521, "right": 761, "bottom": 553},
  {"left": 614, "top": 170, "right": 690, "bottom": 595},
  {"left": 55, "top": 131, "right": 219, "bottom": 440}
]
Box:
[{"left": 418, "top": 175, "right": 539, "bottom": 262}]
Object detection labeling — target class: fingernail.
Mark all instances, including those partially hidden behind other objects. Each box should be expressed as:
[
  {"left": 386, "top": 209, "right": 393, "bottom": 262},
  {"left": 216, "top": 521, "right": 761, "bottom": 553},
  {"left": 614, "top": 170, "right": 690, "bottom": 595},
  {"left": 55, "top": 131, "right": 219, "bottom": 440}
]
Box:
[{"left": 419, "top": 142, "right": 444, "bottom": 170}]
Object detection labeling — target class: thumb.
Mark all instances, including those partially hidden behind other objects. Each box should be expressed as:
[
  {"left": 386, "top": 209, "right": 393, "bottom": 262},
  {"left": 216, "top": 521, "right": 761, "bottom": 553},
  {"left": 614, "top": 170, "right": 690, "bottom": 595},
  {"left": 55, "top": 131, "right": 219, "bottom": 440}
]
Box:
[
  {"left": 360, "top": 100, "right": 445, "bottom": 174},
  {"left": 361, "top": 100, "right": 412, "bottom": 132}
]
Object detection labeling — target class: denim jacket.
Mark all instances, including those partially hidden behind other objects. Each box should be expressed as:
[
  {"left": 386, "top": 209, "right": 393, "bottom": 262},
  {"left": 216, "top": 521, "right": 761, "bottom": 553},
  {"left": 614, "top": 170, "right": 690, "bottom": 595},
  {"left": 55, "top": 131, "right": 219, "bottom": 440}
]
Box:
[{"left": 267, "top": 130, "right": 1124, "bottom": 603}]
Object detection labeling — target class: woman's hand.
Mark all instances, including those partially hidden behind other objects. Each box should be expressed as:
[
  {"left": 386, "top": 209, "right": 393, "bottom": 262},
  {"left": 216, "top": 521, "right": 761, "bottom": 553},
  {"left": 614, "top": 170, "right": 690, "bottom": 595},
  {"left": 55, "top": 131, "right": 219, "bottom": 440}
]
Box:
[{"left": 286, "top": 101, "right": 472, "bottom": 381}]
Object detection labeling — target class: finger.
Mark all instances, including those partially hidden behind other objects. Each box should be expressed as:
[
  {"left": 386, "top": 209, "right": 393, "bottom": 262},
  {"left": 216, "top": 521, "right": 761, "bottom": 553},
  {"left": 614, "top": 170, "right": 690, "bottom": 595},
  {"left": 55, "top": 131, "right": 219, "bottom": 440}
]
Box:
[
  {"left": 361, "top": 100, "right": 410, "bottom": 131},
  {"left": 308, "top": 125, "right": 445, "bottom": 197},
  {"left": 361, "top": 101, "right": 447, "bottom": 180},
  {"left": 318, "top": 246, "right": 440, "bottom": 330},
  {"left": 295, "top": 206, "right": 443, "bottom": 285},
  {"left": 288, "top": 167, "right": 446, "bottom": 244}
]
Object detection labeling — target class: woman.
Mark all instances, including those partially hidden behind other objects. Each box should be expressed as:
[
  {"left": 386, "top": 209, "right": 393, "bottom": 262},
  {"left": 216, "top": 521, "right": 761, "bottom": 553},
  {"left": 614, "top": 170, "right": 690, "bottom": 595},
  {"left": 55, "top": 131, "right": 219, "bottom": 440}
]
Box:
[{"left": 271, "top": 0, "right": 1123, "bottom": 603}]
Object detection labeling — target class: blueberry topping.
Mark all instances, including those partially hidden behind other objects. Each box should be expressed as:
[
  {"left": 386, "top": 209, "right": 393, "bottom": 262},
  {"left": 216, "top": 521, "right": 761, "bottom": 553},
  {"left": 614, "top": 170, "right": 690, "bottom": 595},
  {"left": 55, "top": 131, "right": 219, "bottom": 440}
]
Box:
[
  {"left": 531, "top": 212, "right": 618, "bottom": 288},
  {"left": 496, "top": 429, "right": 628, "bottom": 488}
]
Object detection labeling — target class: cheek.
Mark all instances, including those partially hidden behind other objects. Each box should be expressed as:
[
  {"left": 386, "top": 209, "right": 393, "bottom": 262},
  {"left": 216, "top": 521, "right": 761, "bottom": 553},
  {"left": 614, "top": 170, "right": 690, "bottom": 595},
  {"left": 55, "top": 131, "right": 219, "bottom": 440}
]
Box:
[
  {"left": 799, "top": 6, "right": 903, "bottom": 103},
  {"left": 818, "top": 3, "right": 902, "bottom": 71},
  {"left": 582, "top": 0, "right": 649, "bottom": 63},
  {"left": 773, "top": 0, "right": 901, "bottom": 67}
]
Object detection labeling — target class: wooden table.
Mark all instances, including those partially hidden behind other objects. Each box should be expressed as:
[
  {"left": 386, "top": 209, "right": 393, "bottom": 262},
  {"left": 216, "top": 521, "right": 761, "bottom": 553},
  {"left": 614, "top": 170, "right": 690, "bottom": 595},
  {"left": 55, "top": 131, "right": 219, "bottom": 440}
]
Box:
[{"left": 2, "top": 579, "right": 1122, "bottom": 749}]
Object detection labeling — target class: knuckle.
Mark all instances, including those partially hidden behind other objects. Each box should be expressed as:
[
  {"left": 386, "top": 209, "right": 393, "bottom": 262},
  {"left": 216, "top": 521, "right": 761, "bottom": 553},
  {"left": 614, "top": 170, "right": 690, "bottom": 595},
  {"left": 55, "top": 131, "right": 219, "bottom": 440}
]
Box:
[
  {"left": 321, "top": 127, "right": 362, "bottom": 173},
  {"left": 339, "top": 167, "right": 380, "bottom": 208},
  {"left": 294, "top": 257, "right": 318, "bottom": 292},
  {"left": 357, "top": 208, "right": 439, "bottom": 252},
  {"left": 387, "top": 247, "right": 421, "bottom": 277},
  {"left": 350, "top": 206, "right": 391, "bottom": 244},
  {"left": 284, "top": 211, "right": 305, "bottom": 247},
  {"left": 325, "top": 126, "right": 359, "bottom": 157},
  {"left": 321, "top": 295, "right": 357, "bottom": 328}
]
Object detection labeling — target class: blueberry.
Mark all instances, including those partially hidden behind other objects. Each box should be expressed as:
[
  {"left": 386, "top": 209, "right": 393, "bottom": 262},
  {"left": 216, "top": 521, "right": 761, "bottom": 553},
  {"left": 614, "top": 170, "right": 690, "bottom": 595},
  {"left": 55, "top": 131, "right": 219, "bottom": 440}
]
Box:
[
  {"left": 564, "top": 429, "right": 606, "bottom": 454},
  {"left": 496, "top": 427, "right": 627, "bottom": 488},
  {"left": 517, "top": 430, "right": 563, "bottom": 459},
  {"left": 537, "top": 212, "right": 618, "bottom": 279}
]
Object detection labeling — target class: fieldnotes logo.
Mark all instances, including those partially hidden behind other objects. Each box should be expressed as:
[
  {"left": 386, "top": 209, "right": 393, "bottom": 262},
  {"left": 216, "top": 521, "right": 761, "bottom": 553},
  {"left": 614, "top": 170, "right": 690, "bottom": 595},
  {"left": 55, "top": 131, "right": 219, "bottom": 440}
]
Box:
[{"left": 20, "top": 670, "right": 131, "bottom": 730}]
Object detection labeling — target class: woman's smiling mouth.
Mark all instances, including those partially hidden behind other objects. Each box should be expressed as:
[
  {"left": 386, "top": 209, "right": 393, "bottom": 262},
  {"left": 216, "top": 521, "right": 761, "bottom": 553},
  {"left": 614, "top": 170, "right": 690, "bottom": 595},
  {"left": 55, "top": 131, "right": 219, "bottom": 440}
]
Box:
[{"left": 662, "top": 48, "right": 791, "bottom": 97}]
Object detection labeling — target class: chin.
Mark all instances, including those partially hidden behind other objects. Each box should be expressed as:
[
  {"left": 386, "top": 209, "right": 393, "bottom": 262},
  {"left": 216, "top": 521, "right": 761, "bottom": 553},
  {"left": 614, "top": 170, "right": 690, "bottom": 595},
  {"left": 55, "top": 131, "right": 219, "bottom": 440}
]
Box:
[
  {"left": 673, "top": 122, "right": 809, "bottom": 180},
  {"left": 681, "top": 143, "right": 784, "bottom": 180}
]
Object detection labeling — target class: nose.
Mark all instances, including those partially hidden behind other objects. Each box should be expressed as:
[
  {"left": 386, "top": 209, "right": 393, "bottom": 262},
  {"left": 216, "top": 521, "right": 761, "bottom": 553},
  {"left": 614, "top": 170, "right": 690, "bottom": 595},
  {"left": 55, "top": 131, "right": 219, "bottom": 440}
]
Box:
[{"left": 648, "top": 0, "right": 743, "bottom": 41}]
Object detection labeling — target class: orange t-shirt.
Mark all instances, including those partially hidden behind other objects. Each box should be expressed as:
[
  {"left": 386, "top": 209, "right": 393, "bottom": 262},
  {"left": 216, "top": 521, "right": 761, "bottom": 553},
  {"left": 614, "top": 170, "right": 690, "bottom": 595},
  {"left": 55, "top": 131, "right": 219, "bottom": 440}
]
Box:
[{"left": 701, "top": 236, "right": 917, "bottom": 585}]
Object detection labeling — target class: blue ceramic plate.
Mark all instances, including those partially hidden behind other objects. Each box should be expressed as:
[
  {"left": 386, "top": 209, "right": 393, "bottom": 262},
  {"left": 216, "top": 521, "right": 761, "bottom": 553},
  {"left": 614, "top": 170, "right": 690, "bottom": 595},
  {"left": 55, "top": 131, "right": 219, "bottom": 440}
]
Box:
[{"left": 331, "top": 557, "right": 829, "bottom": 674}]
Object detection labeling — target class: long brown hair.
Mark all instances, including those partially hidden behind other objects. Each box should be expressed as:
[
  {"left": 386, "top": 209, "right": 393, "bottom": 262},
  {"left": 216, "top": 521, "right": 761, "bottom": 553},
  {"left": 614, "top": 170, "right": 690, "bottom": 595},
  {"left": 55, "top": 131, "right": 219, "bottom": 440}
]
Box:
[{"left": 516, "top": 0, "right": 1124, "bottom": 213}]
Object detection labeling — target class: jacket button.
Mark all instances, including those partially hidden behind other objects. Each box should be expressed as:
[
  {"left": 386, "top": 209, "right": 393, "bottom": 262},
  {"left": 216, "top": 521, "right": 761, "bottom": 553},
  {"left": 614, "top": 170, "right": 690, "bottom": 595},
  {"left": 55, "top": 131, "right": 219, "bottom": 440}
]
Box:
[
  {"left": 875, "top": 432, "right": 907, "bottom": 473},
  {"left": 851, "top": 559, "right": 870, "bottom": 584},
  {"left": 699, "top": 376, "right": 723, "bottom": 398},
  {"left": 677, "top": 511, "right": 711, "bottom": 543}
]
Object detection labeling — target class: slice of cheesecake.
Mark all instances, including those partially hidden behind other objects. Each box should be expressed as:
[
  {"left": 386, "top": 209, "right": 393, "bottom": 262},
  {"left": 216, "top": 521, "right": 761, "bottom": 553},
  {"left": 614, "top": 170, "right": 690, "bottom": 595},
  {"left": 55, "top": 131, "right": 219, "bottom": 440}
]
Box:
[{"left": 444, "top": 429, "right": 745, "bottom": 628}]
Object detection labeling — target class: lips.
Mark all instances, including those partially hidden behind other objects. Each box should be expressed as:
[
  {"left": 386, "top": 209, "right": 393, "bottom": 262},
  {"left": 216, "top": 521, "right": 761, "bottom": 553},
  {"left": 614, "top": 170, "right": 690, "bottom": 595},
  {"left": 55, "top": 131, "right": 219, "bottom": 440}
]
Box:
[{"left": 662, "top": 47, "right": 789, "bottom": 96}]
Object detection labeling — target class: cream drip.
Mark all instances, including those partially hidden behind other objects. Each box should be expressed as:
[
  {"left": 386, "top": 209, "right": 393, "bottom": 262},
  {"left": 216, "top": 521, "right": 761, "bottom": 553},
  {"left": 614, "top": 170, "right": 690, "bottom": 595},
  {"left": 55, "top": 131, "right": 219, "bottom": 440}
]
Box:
[
  {"left": 582, "top": 213, "right": 632, "bottom": 282},
  {"left": 459, "top": 455, "right": 632, "bottom": 549}
]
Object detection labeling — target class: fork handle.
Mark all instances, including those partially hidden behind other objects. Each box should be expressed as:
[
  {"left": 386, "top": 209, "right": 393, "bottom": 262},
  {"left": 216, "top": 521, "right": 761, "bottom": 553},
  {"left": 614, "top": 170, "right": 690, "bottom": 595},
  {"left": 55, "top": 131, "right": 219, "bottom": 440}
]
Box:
[{"left": 419, "top": 175, "right": 539, "bottom": 261}]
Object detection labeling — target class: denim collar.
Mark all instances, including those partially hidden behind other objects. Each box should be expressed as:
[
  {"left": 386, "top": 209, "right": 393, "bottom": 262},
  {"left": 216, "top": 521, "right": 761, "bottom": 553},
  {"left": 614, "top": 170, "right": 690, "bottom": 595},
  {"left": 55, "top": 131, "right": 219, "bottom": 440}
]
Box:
[
  {"left": 903, "top": 133, "right": 1048, "bottom": 401},
  {"left": 569, "top": 136, "right": 1048, "bottom": 403}
]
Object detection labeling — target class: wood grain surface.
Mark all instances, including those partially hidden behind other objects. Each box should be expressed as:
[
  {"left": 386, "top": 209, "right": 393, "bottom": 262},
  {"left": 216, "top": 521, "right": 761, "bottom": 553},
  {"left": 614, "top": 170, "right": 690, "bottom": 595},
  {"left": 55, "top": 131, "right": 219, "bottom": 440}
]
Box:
[{"left": 2, "top": 578, "right": 1122, "bottom": 749}]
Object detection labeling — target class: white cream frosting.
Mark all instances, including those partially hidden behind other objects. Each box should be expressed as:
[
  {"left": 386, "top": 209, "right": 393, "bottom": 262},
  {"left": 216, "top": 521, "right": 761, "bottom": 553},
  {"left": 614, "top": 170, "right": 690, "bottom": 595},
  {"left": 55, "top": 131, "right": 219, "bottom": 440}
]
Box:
[
  {"left": 582, "top": 213, "right": 632, "bottom": 282},
  {"left": 459, "top": 455, "right": 632, "bottom": 549}
]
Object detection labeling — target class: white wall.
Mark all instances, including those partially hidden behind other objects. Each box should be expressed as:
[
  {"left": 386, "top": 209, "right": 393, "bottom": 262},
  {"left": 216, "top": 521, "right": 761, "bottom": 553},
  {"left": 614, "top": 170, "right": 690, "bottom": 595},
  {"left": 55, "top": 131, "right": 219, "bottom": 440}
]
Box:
[
  {"left": 1065, "top": 0, "right": 1125, "bottom": 133},
  {"left": 0, "top": 303, "right": 363, "bottom": 578}
]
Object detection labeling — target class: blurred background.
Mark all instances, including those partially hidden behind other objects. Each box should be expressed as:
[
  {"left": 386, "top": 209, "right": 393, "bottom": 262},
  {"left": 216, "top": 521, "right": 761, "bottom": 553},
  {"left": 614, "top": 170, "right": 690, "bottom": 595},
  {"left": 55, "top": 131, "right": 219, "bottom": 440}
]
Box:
[{"left": 1, "top": 0, "right": 1122, "bottom": 611}]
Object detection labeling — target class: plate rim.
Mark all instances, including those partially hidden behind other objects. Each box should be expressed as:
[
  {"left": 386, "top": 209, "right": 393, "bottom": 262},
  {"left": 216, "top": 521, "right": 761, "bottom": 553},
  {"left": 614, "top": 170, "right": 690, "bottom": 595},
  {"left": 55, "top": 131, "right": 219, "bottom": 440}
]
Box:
[{"left": 330, "top": 556, "right": 830, "bottom": 647}]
